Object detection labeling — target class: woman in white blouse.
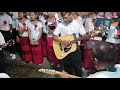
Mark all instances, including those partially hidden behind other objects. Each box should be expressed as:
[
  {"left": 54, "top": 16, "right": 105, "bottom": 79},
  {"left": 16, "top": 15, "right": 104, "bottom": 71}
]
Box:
[
  {"left": 16, "top": 12, "right": 32, "bottom": 64},
  {"left": 28, "top": 12, "right": 43, "bottom": 65}
]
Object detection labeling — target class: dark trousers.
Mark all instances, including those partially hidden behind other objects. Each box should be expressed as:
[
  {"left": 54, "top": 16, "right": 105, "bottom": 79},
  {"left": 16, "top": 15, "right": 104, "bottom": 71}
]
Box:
[
  {"left": 60, "top": 49, "right": 82, "bottom": 77},
  {"left": 0, "top": 30, "right": 16, "bottom": 54},
  {"left": 0, "top": 50, "right": 5, "bottom": 73}
]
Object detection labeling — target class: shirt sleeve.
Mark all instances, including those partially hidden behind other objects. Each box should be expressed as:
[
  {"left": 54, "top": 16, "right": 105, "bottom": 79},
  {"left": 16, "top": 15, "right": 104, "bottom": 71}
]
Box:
[
  {"left": 39, "top": 22, "right": 43, "bottom": 28},
  {"left": 76, "top": 16, "right": 83, "bottom": 25},
  {"left": 27, "top": 21, "right": 31, "bottom": 30},
  {"left": 8, "top": 15, "right": 13, "bottom": 25},
  {"left": 78, "top": 23, "right": 86, "bottom": 35},
  {"left": 53, "top": 23, "right": 61, "bottom": 36},
  {"left": 85, "top": 21, "right": 94, "bottom": 32},
  {"left": 0, "top": 32, "right": 5, "bottom": 45}
]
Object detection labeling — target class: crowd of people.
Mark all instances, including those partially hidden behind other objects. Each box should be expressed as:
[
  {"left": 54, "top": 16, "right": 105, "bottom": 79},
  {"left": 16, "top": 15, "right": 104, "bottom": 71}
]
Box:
[{"left": 0, "top": 12, "right": 120, "bottom": 78}]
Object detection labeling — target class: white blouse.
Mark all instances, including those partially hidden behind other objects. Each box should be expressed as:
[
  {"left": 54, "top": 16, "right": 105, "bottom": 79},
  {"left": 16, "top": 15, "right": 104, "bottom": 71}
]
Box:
[
  {"left": 16, "top": 19, "right": 30, "bottom": 37},
  {"left": 28, "top": 21, "right": 43, "bottom": 41},
  {"left": 0, "top": 14, "right": 12, "bottom": 31}
]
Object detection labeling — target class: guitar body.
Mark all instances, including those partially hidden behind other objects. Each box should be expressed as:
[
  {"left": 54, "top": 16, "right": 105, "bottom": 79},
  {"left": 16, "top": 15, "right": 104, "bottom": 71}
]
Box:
[
  {"left": 53, "top": 34, "right": 77, "bottom": 60},
  {"left": 53, "top": 26, "right": 107, "bottom": 60}
]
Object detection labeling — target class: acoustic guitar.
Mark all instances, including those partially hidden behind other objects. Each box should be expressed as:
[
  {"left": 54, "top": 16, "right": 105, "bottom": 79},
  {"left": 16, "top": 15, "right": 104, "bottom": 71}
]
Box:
[
  {"left": 0, "top": 39, "right": 15, "bottom": 48},
  {"left": 53, "top": 25, "right": 108, "bottom": 60},
  {"left": 38, "top": 69, "right": 80, "bottom": 78}
]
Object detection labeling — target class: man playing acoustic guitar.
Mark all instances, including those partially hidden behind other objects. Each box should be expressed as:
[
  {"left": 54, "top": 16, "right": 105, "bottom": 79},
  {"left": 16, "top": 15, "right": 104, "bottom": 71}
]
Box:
[{"left": 52, "top": 12, "right": 88, "bottom": 77}]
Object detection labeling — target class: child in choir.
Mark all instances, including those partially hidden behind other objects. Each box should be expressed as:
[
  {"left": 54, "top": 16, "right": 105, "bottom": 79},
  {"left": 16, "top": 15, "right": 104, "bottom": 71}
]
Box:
[
  {"left": 16, "top": 12, "right": 32, "bottom": 63},
  {"left": 28, "top": 12, "right": 43, "bottom": 65}
]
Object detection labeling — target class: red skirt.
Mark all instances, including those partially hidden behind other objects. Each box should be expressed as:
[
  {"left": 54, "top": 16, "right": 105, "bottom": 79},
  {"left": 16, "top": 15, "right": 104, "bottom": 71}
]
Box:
[
  {"left": 83, "top": 40, "right": 101, "bottom": 71},
  {"left": 31, "top": 39, "right": 43, "bottom": 65},
  {"left": 20, "top": 37, "right": 32, "bottom": 63},
  {"left": 47, "top": 37, "right": 60, "bottom": 65},
  {"left": 41, "top": 33, "right": 47, "bottom": 57}
]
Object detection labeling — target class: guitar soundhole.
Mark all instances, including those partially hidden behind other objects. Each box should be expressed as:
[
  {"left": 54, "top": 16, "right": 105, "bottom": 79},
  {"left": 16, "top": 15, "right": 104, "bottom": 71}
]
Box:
[
  {"left": 59, "top": 43, "right": 63, "bottom": 51},
  {"left": 64, "top": 46, "right": 71, "bottom": 52}
]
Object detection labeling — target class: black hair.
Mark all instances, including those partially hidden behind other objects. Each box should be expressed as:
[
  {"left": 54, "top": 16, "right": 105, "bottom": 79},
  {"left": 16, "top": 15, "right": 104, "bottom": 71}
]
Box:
[
  {"left": 30, "top": 12, "right": 39, "bottom": 21},
  {"left": 92, "top": 41, "right": 118, "bottom": 67},
  {"left": 18, "top": 12, "right": 27, "bottom": 19},
  {"left": 23, "top": 12, "right": 27, "bottom": 19}
]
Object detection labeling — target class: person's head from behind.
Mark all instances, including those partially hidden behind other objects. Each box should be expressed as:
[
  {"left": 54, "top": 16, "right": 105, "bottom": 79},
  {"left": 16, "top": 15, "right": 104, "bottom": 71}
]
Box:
[
  {"left": 61, "top": 12, "right": 73, "bottom": 24},
  {"left": 92, "top": 41, "right": 118, "bottom": 70}
]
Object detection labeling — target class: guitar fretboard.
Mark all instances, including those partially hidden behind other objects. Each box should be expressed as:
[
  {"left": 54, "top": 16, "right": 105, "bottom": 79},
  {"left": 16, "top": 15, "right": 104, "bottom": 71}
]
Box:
[{"left": 69, "top": 34, "right": 91, "bottom": 45}]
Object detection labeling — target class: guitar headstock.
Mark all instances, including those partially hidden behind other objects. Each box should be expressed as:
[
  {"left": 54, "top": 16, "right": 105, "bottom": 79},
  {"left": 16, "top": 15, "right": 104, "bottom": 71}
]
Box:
[
  {"left": 38, "top": 69, "right": 57, "bottom": 75},
  {"left": 7, "top": 39, "right": 15, "bottom": 46},
  {"left": 98, "top": 24, "right": 109, "bottom": 31}
]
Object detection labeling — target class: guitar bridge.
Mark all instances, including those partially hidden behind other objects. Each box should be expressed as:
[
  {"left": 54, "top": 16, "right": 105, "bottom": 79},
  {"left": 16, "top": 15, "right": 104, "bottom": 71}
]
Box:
[{"left": 64, "top": 45, "right": 71, "bottom": 52}]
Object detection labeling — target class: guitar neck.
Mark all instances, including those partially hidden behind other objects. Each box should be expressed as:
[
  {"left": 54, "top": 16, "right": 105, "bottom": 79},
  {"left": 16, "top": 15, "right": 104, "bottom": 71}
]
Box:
[
  {"left": 38, "top": 69, "right": 81, "bottom": 78},
  {"left": 69, "top": 34, "right": 91, "bottom": 45},
  {"left": 69, "top": 27, "right": 104, "bottom": 45}
]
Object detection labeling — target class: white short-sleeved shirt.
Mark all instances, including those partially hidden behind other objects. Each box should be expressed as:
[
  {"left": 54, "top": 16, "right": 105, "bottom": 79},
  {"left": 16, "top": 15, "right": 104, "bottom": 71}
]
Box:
[
  {"left": 0, "top": 73, "right": 10, "bottom": 78},
  {"left": 76, "top": 16, "right": 83, "bottom": 25},
  {"left": 0, "top": 32, "right": 5, "bottom": 50},
  {"left": 53, "top": 20, "right": 86, "bottom": 45},
  {"left": 0, "top": 14, "right": 12, "bottom": 31},
  {"left": 16, "top": 19, "right": 30, "bottom": 37},
  {"left": 85, "top": 18, "right": 102, "bottom": 41},
  {"left": 54, "top": 20, "right": 86, "bottom": 38},
  {"left": 87, "top": 64, "right": 120, "bottom": 78},
  {"left": 28, "top": 21, "right": 43, "bottom": 41},
  {"left": 106, "top": 25, "right": 120, "bottom": 44},
  {"left": 10, "top": 12, "right": 18, "bottom": 29}
]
